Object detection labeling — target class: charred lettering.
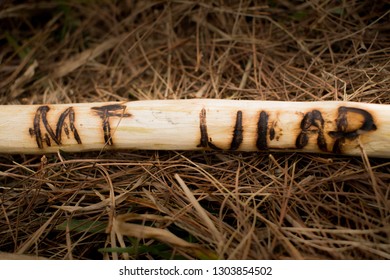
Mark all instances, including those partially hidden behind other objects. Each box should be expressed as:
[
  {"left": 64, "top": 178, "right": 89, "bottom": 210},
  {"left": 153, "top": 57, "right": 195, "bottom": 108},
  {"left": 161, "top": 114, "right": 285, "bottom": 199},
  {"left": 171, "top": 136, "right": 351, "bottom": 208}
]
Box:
[
  {"left": 197, "top": 108, "right": 243, "bottom": 150},
  {"left": 295, "top": 110, "right": 327, "bottom": 152},
  {"left": 29, "top": 106, "right": 82, "bottom": 149},
  {"left": 197, "top": 108, "right": 208, "bottom": 148},
  {"left": 230, "top": 111, "right": 243, "bottom": 150},
  {"left": 27, "top": 102, "right": 378, "bottom": 154},
  {"left": 57, "top": 107, "right": 81, "bottom": 144},
  {"left": 329, "top": 106, "right": 377, "bottom": 153},
  {"left": 91, "top": 104, "right": 131, "bottom": 145},
  {"left": 196, "top": 108, "right": 221, "bottom": 150},
  {"left": 256, "top": 111, "right": 268, "bottom": 150},
  {"left": 269, "top": 127, "right": 275, "bottom": 141},
  {"left": 44, "top": 133, "right": 51, "bottom": 147}
]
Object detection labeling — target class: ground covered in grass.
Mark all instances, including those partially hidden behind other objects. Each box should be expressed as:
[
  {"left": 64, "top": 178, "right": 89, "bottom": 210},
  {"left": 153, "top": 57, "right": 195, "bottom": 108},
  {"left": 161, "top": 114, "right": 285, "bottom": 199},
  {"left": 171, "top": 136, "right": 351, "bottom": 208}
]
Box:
[{"left": 0, "top": 0, "right": 389, "bottom": 259}]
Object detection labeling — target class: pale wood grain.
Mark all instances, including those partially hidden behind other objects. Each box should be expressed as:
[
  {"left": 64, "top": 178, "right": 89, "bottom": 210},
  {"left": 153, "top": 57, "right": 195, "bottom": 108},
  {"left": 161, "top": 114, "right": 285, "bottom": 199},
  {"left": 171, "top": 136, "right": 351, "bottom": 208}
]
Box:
[{"left": 0, "top": 99, "right": 388, "bottom": 157}]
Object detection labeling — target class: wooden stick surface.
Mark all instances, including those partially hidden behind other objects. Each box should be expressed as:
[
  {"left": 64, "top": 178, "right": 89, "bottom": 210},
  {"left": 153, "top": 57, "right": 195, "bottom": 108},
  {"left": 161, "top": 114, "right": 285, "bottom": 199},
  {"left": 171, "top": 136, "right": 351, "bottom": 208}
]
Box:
[{"left": 0, "top": 99, "right": 389, "bottom": 157}]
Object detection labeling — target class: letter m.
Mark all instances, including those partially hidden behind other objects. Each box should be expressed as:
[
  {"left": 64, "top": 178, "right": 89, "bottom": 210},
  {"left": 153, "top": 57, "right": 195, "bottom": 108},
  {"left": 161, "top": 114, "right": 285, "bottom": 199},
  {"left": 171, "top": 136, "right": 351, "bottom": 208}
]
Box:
[{"left": 29, "top": 106, "right": 82, "bottom": 148}]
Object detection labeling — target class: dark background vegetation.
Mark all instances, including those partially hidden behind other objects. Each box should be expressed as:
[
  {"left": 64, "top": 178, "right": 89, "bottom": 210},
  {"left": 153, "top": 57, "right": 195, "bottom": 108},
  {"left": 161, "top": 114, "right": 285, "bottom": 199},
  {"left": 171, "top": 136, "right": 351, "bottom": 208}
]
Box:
[{"left": 0, "top": 0, "right": 389, "bottom": 259}]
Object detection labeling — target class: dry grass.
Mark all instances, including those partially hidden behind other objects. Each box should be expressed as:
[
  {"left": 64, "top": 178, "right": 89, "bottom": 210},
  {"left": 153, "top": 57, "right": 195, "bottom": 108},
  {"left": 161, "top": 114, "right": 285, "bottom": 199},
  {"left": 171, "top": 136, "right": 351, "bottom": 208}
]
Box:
[{"left": 0, "top": 0, "right": 389, "bottom": 259}]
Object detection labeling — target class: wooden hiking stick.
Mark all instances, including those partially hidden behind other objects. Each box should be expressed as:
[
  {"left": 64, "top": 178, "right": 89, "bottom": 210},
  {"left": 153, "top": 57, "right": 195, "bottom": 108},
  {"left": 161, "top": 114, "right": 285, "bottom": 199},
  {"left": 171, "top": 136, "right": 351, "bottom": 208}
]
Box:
[{"left": 0, "top": 99, "right": 388, "bottom": 157}]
